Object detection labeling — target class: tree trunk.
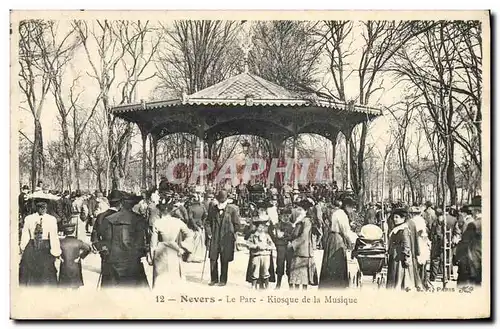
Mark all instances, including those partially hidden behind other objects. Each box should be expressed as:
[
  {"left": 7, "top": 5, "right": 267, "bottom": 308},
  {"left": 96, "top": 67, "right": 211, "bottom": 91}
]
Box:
[
  {"left": 97, "top": 171, "right": 103, "bottom": 192},
  {"left": 355, "top": 122, "right": 368, "bottom": 208},
  {"left": 31, "top": 119, "right": 44, "bottom": 191},
  {"left": 446, "top": 140, "right": 458, "bottom": 205},
  {"left": 74, "top": 154, "right": 81, "bottom": 191}
]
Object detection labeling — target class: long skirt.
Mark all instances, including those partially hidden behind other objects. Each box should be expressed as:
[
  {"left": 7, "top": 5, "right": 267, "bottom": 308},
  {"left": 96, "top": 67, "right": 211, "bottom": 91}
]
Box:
[
  {"left": 184, "top": 229, "right": 205, "bottom": 263},
  {"left": 289, "top": 256, "right": 318, "bottom": 286},
  {"left": 318, "top": 232, "right": 349, "bottom": 289},
  {"left": 386, "top": 257, "right": 416, "bottom": 290},
  {"left": 19, "top": 240, "right": 58, "bottom": 287},
  {"left": 153, "top": 242, "right": 184, "bottom": 289}
]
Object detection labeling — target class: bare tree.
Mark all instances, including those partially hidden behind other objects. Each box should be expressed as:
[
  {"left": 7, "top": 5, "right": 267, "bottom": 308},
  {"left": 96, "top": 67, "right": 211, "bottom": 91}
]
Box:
[
  {"left": 249, "top": 21, "right": 323, "bottom": 94},
  {"left": 74, "top": 20, "right": 160, "bottom": 191},
  {"left": 386, "top": 101, "right": 418, "bottom": 204},
  {"left": 19, "top": 20, "right": 84, "bottom": 191},
  {"left": 318, "top": 20, "right": 437, "bottom": 206},
  {"left": 393, "top": 21, "right": 482, "bottom": 206},
  {"left": 154, "top": 20, "right": 244, "bottom": 180},
  {"left": 156, "top": 20, "right": 243, "bottom": 95}
]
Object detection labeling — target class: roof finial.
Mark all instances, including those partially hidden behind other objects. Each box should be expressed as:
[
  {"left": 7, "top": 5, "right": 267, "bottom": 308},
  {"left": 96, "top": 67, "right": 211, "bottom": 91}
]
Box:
[
  {"left": 241, "top": 42, "right": 252, "bottom": 73},
  {"left": 240, "top": 26, "right": 253, "bottom": 74}
]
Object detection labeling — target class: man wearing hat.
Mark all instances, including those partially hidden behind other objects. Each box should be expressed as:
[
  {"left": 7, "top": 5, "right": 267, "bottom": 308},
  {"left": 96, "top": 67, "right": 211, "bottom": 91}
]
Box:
[
  {"left": 91, "top": 190, "right": 122, "bottom": 251},
  {"left": 455, "top": 196, "right": 482, "bottom": 286},
  {"left": 18, "top": 185, "right": 30, "bottom": 238},
  {"left": 422, "top": 201, "right": 437, "bottom": 234},
  {"left": 58, "top": 223, "right": 92, "bottom": 289},
  {"left": 406, "top": 206, "right": 423, "bottom": 289},
  {"left": 205, "top": 190, "right": 241, "bottom": 286},
  {"left": 429, "top": 207, "right": 454, "bottom": 282},
  {"left": 364, "top": 202, "right": 377, "bottom": 226},
  {"left": 18, "top": 185, "right": 30, "bottom": 219},
  {"left": 92, "top": 190, "right": 129, "bottom": 286},
  {"left": 94, "top": 190, "right": 149, "bottom": 288}
]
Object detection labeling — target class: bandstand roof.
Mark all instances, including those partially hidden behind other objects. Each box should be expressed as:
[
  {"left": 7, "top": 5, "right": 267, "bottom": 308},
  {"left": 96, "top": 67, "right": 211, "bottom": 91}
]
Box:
[{"left": 110, "top": 72, "right": 382, "bottom": 143}]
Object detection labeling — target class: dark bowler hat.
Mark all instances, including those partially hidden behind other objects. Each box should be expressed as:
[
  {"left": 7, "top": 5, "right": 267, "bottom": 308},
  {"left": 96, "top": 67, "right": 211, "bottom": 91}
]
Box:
[
  {"left": 256, "top": 199, "right": 272, "bottom": 209},
  {"left": 342, "top": 197, "right": 355, "bottom": 208},
  {"left": 35, "top": 201, "right": 48, "bottom": 208},
  {"left": 108, "top": 190, "right": 122, "bottom": 202},
  {"left": 216, "top": 190, "right": 228, "bottom": 202},
  {"left": 63, "top": 223, "right": 76, "bottom": 235},
  {"left": 296, "top": 198, "right": 315, "bottom": 210}
]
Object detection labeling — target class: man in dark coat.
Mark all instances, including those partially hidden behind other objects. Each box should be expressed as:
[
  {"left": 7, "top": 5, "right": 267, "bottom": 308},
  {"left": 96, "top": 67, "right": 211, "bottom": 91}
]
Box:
[
  {"left": 92, "top": 190, "right": 147, "bottom": 288},
  {"left": 364, "top": 202, "right": 377, "bottom": 225},
  {"left": 423, "top": 201, "right": 437, "bottom": 234},
  {"left": 18, "top": 185, "right": 30, "bottom": 237},
  {"left": 86, "top": 192, "right": 98, "bottom": 234},
  {"left": 429, "top": 208, "right": 455, "bottom": 282},
  {"left": 406, "top": 207, "right": 422, "bottom": 288},
  {"left": 205, "top": 190, "right": 241, "bottom": 286},
  {"left": 91, "top": 190, "right": 121, "bottom": 250},
  {"left": 95, "top": 194, "right": 149, "bottom": 288}
]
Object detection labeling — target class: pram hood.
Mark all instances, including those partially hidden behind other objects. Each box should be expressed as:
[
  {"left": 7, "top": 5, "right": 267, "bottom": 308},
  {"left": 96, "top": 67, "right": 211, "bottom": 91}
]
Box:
[{"left": 359, "top": 224, "right": 383, "bottom": 241}]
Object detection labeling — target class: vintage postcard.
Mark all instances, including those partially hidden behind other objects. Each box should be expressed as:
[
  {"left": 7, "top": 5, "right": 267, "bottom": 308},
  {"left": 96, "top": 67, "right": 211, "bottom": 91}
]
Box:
[{"left": 10, "top": 10, "right": 490, "bottom": 319}]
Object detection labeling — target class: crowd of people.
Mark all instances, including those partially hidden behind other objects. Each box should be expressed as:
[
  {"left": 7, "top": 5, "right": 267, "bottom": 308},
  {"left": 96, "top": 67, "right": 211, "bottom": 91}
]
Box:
[{"left": 17, "top": 179, "right": 483, "bottom": 291}]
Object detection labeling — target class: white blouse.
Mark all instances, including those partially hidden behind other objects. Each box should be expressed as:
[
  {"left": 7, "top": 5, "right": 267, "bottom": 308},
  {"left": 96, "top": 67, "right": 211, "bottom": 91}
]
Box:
[
  {"left": 330, "top": 209, "right": 356, "bottom": 245},
  {"left": 20, "top": 213, "right": 61, "bottom": 257}
]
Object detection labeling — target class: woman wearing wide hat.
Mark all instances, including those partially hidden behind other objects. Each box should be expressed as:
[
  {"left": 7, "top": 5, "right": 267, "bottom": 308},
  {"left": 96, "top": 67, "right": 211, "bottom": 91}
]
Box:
[
  {"left": 288, "top": 198, "right": 319, "bottom": 289},
  {"left": 386, "top": 207, "right": 416, "bottom": 290}
]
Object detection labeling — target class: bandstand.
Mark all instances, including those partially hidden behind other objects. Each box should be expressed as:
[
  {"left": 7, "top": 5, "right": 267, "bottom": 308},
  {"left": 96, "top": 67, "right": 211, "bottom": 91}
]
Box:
[{"left": 110, "top": 68, "right": 381, "bottom": 191}]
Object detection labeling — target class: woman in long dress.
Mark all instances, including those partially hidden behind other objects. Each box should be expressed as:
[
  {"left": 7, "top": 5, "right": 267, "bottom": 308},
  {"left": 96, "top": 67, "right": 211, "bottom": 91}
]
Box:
[
  {"left": 319, "top": 197, "right": 355, "bottom": 289},
  {"left": 288, "top": 198, "right": 318, "bottom": 289},
  {"left": 150, "top": 196, "right": 193, "bottom": 289},
  {"left": 19, "top": 201, "right": 61, "bottom": 286},
  {"left": 386, "top": 208, "right": 416, "bottom": 290}
]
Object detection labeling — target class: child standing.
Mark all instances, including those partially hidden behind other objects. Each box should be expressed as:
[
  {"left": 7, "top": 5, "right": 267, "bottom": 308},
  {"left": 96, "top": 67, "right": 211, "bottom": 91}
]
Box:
[
  {"left": 269, "top": 210, "right": 294, "bottom": 289},
  {"left": 246, "top": 216, "right": 276, "bottom": 289},
  {"left": 58, "top": 223, "right": 91, "bottom": 289}
]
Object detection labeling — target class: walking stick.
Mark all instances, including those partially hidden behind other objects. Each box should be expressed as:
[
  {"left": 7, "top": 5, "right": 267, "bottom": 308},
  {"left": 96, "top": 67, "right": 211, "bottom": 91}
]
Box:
[
  {"left": 201, "top": 237, "right": 211, "bottom": 282},
  {"left": 96, "top": 272, "right": 102, "bottom": 290}
]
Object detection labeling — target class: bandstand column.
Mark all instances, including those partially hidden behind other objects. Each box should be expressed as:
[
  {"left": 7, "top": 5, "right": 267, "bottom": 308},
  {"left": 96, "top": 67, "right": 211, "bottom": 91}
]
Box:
[
  {"left": 140, "top": 130, "right": 148, "bottom": 190},
  {"left": 344, "top": 128, "right": 353, "bottom": 192},
  {"left": 271, "top": 137, "right": 285, "bottom": 188},
  {"left": 207, "top": 141, "right": 214, "bottom": 184},
  {"left": 330, "top": 131, "right": 339, "bottom": 182},
  {"left": 152, "top": 136, "right": 158, "bottom": 188},
  {"left": 197, "top": 124, "right": 205, "bottom": 188},
  {"left": 293, "top": 134, "right": 298, "bottom": 190}
]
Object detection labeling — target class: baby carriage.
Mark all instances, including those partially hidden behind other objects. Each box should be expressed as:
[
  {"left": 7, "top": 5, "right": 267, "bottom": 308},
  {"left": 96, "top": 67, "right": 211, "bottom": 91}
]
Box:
[{"left": 351, "top": 224, "right": 387, "bottom": 288}]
